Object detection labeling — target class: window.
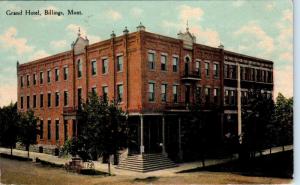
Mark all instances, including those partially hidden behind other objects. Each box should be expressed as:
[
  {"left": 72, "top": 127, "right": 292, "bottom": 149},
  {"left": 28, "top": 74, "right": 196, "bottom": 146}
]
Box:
[
  {"left": 55, "top": 69, "right": 59, "bottom": 81},
  {"left": 267, "top": 71, "right": 272, "bottom": 83},
  {"left": 40, "top": 120, "right": 44, "bottom": 139},
  {"left": 205, "top": 87, "right": 210, "bottom": 104},
  {"left": 33, "top": 74, "right": 37, "bottom": 85},
  {"left": 213, "top": 88, "right": 219, "bottom": 104},
  {"left": 205, "top": 62, "right": 209, "bottom": 77},
  {"left": 91, "top": 60, "right": 97, "bottom": 75},
  {"left": 40, "top": 72, "right": 44, "bottom": 84},
  {"left": 196, "top": 61, "right": 201, "bottom": 76},
  {"left": 55, "top": 120, "right": 59, "bottom": 141},
  {"left": 47, "top": 120, "right": 51, "bottom": 140},
  {"left": 241, "top": 67, "right": 245, "bottom": 80},
  {"left": 102, "top": 58, "right": 108, "bottom": 74},
  {"left": 196, "top": 86, "right": 201, "bottom": 103},
  {"left": 224, "top": 65, "right": 229, "bottom": 78},
  {"left": 55, "top": 92, "right": 59, "bottom": 107},
  {"left": 148, "top": 83, "right": 155, "bottom": 102},
  {"left": 229, "top": 65, "right": 236, "bottom": 79},
  {"left": 161, "top": 84, "right": 167, "bottom": 102},
  {"left": 64, "top": 91, "right": 68, "bottom": 106},
  {"left": 213, "top": 63, "right": 219, "bottom": 78},
  {"left": 117, "top": 56, "right": 123, "bottom": 72},
  {"left": 172, "top": 57, "right": 178, "bottom": 72},
  {"left": 77, "top": 88, "right": 82, "bottom": 106},
  {"left": 241, "top": 91, "right": 248, "bottom": 105},
  {"left": 64, "top": 120, "right": 68, "bottom": 141},
  {"left": 230, "top": 90, "right": 236, "bottom": 105},
  {"left": 225, "top": 90, "right": 229, "bottom": 105},
  {"left": 27, "top": 96, "right": 30, "bottom": 109},
  {"left": 148, "top": 52, "right": 155, "bottom": 70},
  {"left": 20, "top": 96, "right": 24, "bottom": 109},
  {"left": 47, "top": 70, "right": 51, "bottom": 83},
  {"left": 161, "top": 55, "right": 167, "bottom": 71},
  {"left": 33, "top": 95, "right": 37, "bottom": 108},
  {"left": 40, "top": 94, "right": 44, "bottom": 108},
  {"left": 47, "top": 93, "right": 51, "bottom": 107},
  {"left": 102, "top": 86, "right": 108, "bottom": 100},
  {"left": 63, "top": 67, "right": 68, "bottom": 80},
  {"left": 20, "top": 76, "right": 24, "bottom": 87},
  {"left": 78, "top": 60, "right": 82, "bottom": 78},
  {"left": 173, "top": 85, "right": 178, "bottom": 103},
  {"left": 117, "top": 84, "right": 123, "bottom": 102},
  {"left": 91, "top": 87, "right": 97, "bottom": 95},
  {"left": 26, "top": 75, "right": 30, "bottom": 86}
]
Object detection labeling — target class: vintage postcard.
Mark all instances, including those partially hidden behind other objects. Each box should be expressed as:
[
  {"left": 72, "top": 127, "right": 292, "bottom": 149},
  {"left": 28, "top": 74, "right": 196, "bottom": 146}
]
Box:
[{"left": 0, "top": 1, "right": 293, "bottom": 184}]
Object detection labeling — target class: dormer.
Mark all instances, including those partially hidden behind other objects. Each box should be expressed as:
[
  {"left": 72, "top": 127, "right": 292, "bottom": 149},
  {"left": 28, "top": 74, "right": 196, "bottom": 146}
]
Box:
[
  {"left": 71, "top": 27, "right": 89, "bottom": 55},
  {"left": 177, "top": 26, "right": 196, "bottom": 50}
]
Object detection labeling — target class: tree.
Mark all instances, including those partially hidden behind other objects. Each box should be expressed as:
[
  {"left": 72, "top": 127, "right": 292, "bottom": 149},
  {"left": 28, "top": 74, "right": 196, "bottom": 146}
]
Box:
[
  {"left": 0, "top": 103, "right": 20, "bottom": 156},
  {"left": 79, "top": 93, "right": 128, "bottom": 175},
  {"left": 241, "top": 89, "right": 275, "bottom": 158},
  {"left": 18, "top": 110, "right": 39, "bottom": 159},
  {"left": 274, "top": 93, "right": 293, "bottom": 148}
]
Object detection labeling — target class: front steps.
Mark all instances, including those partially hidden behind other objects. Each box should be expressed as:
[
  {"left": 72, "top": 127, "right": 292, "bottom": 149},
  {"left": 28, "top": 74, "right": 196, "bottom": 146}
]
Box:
[{"left": 116, "top": 153, "right": 177, "bottom": 172}]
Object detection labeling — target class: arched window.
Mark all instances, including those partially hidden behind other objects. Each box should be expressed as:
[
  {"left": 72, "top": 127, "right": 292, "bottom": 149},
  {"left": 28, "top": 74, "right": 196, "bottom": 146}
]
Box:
[{"left": 78, "top": 60, "right": 82, "bottom": 78}]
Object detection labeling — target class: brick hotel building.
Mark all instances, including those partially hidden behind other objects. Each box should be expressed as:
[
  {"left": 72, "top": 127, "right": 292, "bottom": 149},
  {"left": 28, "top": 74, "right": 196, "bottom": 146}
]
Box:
[{"left": 17, "top": 23, "right": 273, "bottom": 170}]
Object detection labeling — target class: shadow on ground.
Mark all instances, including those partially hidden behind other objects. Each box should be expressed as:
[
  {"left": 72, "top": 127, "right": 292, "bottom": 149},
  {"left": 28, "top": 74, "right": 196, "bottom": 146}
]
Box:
[{"left": 178, "top": 150, "right": 293, "bottom": 179}]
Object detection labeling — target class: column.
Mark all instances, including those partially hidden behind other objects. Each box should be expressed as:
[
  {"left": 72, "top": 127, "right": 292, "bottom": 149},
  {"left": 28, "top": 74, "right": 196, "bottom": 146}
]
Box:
[
  {"left": 178, "top": 117, "right": 183, "bottom": 160},
  {"left": 140, "top": 115, "right": 144, "bottom": 154},
  {"left": 162, "top": 116, "right": 166, "bottom": 155},
  {"left": 237, "top": 63, "right": 242, "bottom": 143}
]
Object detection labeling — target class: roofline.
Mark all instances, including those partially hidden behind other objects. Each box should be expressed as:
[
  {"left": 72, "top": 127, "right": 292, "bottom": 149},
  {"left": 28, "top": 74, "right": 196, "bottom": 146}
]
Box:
[{"left": 224, "top": 50, "right": 273, "bottom": 64}]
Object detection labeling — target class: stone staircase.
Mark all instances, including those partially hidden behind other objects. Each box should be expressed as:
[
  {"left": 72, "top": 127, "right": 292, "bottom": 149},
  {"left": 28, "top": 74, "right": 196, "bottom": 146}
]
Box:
[{"left": 116, "top": 153, "right": 177, "bottom": 172}]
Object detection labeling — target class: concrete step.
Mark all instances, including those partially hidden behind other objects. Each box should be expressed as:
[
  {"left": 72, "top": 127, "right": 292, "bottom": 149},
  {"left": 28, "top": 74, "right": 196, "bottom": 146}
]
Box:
[{"left": 117, "top": 153, "right": 177, "bottom": 172}]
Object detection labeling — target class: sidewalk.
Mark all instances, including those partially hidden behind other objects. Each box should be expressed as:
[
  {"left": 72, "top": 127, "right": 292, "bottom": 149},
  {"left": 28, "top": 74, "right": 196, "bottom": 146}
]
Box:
[{"left": 0, "top": 144, "right": 293, "bottom": 177}]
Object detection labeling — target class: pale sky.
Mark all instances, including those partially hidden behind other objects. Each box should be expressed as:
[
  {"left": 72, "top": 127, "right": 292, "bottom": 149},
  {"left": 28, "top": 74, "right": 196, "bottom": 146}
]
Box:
[{"left": 0, "top": 0, "right": 293, "bottom": 107}]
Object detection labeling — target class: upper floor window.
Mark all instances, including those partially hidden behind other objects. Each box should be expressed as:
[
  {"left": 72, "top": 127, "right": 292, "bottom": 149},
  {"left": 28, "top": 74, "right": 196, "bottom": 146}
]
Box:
[
  {"left": 47, "top": 93, "right": 51, "bottom": 107},
  {"left": 20, "top": 76, "right": 24, "bottom": 87},
  {"left": 33, "top": 95, "right": 37, "bottom": 108},
  {"left": 26, "top": 75, "right": 30, "bottom": 87},
  {"left": 205, "top": 87, "right": 210, "bottom": 104},
  {"left": 91, "top": 60, "right": 97, "bottom": 75},
  {"left": 148, "top": 83, "right": 155, "bottom": 102},
  {"left": 173, "top": 85, "right": 178, "bottom": 103},
  {"left": 40, "top": 120, "right": 44, "bottom": 139},
  {"left": 148, "top": 52, "right": 155, "bottom": 70},
  {"left": 241, "top": 91, "right": 248, "bottom": 105},
  {"left": 225, "top": 90, "right": 229, "bottom": 105},
  {"left": 213, "top": 88, "right": 219, "bottom": 104},
  {"left": 63, "top": 67, "right": 68, "bottom": 80},
  {"left": 213, "top": 63, "right": 219, "bottom": 79},
  {"left": 55, "top": 92, "right": 59, "bottom": 107},
  {"left": 117, "top": 84, "right": 123, "bottom": 102},
  {"left": 40, "top": 72, "right": 44, "bottom": 84},
  {"left": 102, "top": 58, "right": 108, "bottom": 74},
  {"left": 205, "top": 62, "right": 210, "bottom": 77},
  {"left": 47, "top": 70, "right": 51, "bottom": 83},
  {"left": 173, "top": 57, "right": 178, "bottom": 72},
  {"left": 64, "top": 91, "right": 68, "bottom": 106},
  {"left": 229, "top": 65, "right": 237, "bottom": 79},
  {"left": 55, "top": 69, "right": 59, "bottom": 81},
  {"left": 196, "top": 61, "right": 201, "bottom": 76},
  {"left": 40, "top": 94, "right": 44, "bottom": 108},
  {"left": 27, "top": 96, "right": 30, "bottom": 109},
  {"left": 267, "top": 71, "right": 272, "bottom": 83},
  {"left": 55, "top": 120, "right": 59, "bottom": 141},
  {"left": 77, "top": 88, "right": 82, "bottom": 107},
  {"left": 161, "top": 55, "right": 167, "bottom": 71},
  {"left": 33, "top": 74, "right": 37, "bottom": 85},
  {"left": 20, "top": 96, "right": 24, "bottom": 109},
  {"left": 78, "top": 60, "right": 82, "bottom": 78},
  {"left": 47, "top": 120, "right": 51, "bottom": 140},
  {"left": 161, "top": 84, "right": 167, "bottom": 102},
  {"left": 117, "top": 55, "right": 123, "bottom": 72},
  {"left": 230, "top": 90, "right": 236, "bottom": 105},
  {"left": 196, "top": 86, "right": 202, "bottom": 103},
  {"left": 102, "top": 86, "right": 108, "bottom": 100},
  {"left": 240, "top": 67, "right": 246, "bottom": 80}
]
